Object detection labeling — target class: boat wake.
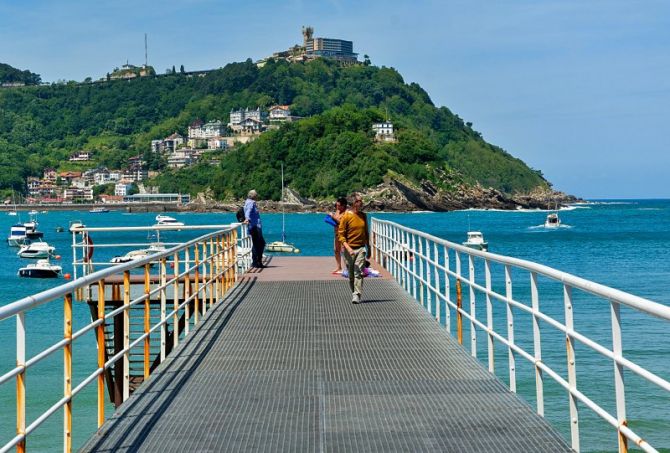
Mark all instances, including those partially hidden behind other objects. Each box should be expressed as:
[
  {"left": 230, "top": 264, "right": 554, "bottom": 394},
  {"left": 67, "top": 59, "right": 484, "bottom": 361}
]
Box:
[{"left": 528, "top": 224, "right": 573, "bottom": 230}]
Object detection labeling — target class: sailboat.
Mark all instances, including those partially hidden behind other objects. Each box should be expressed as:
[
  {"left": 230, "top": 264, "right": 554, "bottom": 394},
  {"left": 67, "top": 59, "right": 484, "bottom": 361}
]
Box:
[
  {"left": 7, "top": 190, "right": 17, "bottom": 216},
  {"left": 266, "top": 163, "right": 301, "bottom": 254}
]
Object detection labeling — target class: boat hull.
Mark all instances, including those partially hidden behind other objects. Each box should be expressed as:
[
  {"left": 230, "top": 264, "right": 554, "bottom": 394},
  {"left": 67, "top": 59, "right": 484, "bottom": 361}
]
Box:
[
  {"left": 266, "top": 241, "right": 300, "bottom": 253},
  {"left": 18, "top": 268, "right": 60, "bottom": 278}
]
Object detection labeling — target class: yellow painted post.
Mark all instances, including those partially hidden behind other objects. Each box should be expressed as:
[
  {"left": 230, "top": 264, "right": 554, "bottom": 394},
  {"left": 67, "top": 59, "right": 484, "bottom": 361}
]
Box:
[
  {"left": 209, "top": 238, "right": 215, "bottom": 309},
  {"left": 173, "top": 252, "right": 179, "bottom": 348},
  {"left": 215, "top": 235, "right": 221, "bottom": 303},
  {"left": 184, "top": 248, "right": 191, "bottom": 335},
  {"left": 194, "top": 245, "right": 200, "bottom": 324},
  {"left": 456, "top": 279, "right": 463, "bottom": 345},
  {"left": 16, "top": 312, "right": 26, "bottom": 453},
  {"left": 97, "top": 280, "right": 106, "bottom": 428},
  {"left": 123, "top": 270, "right": 130, "bottom": 401},
  {"left": 64, "top": 292, "right": 73, "bottom": 452},
  {"left": 144, "top": 264, "right": 150, "bottom": 380}
]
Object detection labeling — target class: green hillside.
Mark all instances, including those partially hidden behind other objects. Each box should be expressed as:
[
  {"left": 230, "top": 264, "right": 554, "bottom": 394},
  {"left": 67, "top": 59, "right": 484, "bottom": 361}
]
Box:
[{"left": 0, "top": 58, "right": 549, "bottom": 200}]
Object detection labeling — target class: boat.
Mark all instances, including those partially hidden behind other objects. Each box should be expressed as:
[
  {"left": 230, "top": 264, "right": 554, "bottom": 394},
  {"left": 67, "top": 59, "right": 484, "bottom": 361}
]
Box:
[
  {"left": 544, "top": 212, "right": 561, "bottom": 228},
  {"left": 17, "top": 241, "right": 56, "bottom": 259},
  {"left": 155, "top": 215, "right": 185, "bottom": 227},
  {"left": 7, "top": 224, "right": 29, "bottom": 247},
  {"left": 265, "top": 163, "right": 300, "bottom": 254},
  {"left": 7, "top": 211, "right": 17, "bottom": 216},
  {"left": 55, "top": 226, "right": 65, "bottom": 233},
  {"left": 7, "top": 190, "right": 18, "bottom": 216},
  {"left": 110, "top": 244, "right": 167, "bottom": 264},
  {"left": 28, "top": 209, "right": 39, "bottom": 216},
  {"left": 463, "top": 231, "right": 488, "bottom": 251},
  {"left": 89, "top": 207, "right": 110, "bottom": 213},
  {"left": 23, "top": 219, "right": 44, "bottom": 240},
  {"left": 18, "top": 259, "right": 62, "bottom": 278},
  {"left": 69, "top": 220, "right": 85, "bottom": 232}
]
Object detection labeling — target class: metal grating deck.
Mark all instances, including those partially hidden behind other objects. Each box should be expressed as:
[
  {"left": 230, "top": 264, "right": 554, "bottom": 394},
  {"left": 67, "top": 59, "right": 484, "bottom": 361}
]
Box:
[{"left": 81, "top": 260, "right": 572, "bottom": 452}]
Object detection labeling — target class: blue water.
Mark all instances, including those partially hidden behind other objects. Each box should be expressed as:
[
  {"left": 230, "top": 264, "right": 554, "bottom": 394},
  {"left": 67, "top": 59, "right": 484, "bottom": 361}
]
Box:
[{"left": 0, "top": 202, "right": 669, "bottom": 451}]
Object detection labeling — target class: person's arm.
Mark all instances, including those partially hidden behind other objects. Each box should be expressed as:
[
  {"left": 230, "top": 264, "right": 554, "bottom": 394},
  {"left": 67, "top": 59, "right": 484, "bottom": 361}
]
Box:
[{"left": 243, "top": 201, "right": 252, "bottom": 224}]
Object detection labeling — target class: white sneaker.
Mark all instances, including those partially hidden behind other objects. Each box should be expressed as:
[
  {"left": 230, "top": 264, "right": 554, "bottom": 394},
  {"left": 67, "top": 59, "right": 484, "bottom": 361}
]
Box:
[{"left": 352, "top": 293, "right": 361, "bottom": 304}]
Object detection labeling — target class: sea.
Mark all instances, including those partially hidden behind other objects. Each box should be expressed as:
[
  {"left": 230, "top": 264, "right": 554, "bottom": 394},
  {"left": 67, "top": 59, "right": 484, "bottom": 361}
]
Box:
[{"left": 0, "top": 201, "right": 669, "bottom": 452}]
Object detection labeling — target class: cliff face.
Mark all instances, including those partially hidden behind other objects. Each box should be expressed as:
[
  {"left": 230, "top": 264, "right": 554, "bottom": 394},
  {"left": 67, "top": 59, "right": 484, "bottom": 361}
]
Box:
[{"left": 189, "top": 177, "right": 578, "bottom": 213}]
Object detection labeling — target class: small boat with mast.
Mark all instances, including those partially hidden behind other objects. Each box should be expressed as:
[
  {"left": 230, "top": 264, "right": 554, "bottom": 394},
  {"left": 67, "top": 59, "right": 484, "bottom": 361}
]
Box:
[{"left": 266, "top": 163, "right": 300, "bottom": 254}]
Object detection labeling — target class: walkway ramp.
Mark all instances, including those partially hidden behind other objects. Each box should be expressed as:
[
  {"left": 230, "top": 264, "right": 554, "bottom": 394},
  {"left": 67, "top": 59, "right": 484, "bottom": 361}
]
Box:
[{"left": 81, "top": 257, "right": 570, "bottom": 452}]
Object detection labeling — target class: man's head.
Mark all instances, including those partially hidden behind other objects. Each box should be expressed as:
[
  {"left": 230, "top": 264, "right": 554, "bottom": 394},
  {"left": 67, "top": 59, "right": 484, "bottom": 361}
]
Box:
[
  {"left": 336, "top": 196, "right": 348, "bottom": 212},
  {"left": 351, "top": 194, "right": 363, "bottom": 212},
  {"left": 247, "top": 190, "right": 258, "bottom": 200}
]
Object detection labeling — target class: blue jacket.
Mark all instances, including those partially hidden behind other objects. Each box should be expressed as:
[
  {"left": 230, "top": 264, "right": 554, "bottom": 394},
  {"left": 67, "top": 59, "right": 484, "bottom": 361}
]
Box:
[{"left": 244, "top": 198, "right": 261, "bottom": 232}]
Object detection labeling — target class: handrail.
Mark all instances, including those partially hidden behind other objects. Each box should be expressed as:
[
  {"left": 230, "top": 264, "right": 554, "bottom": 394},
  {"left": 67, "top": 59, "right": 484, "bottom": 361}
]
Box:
[
  {"left": 0, "top": 223, "right": 246, "bottom": 452},
  {"left": 371, "top": 218, "right": 669, "bottom": 453}
]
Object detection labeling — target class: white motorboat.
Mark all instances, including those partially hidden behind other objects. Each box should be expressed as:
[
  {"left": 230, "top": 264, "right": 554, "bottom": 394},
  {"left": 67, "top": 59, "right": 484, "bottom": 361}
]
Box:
[
  {"left": 69, "top": 220, "right": 85, "bottom": 232},
  {"left": 89, "top": 207, "right": 110, "bottom": 213},
  {"left": 23, "top": 219, "right": 43, "bottom": 239},
  {"left": 28, "top": 210, "right": 39, "bottom": 216},
  {"left": 7, "top": 224, "right": 29, "bottom": 247},
  {"left": 266, "top": 241, "right": 300, "bottom": 253},
  {"left": 17, "top": 241, "right": 56, "bottom": 259},
  {"left": 544, "top": 213, "right": 561, "bottom": 228},
  {"left": 18, "top": 259, "right": 62, "bottom": 278},
  {"left": 463, "top": 231, "right": 488, "bottom": 251},
  {"left": 155, "top": 215, "right": 185, "bottom": 227},
  {"left": 110, "top": 244, "right": 167, "bottom": 264}
]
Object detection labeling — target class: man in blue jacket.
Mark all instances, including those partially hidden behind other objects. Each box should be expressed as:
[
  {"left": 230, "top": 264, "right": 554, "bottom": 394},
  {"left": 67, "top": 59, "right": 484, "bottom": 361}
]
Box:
[{"left": 244, "top": 189, "right": 266, "bottom": 268}]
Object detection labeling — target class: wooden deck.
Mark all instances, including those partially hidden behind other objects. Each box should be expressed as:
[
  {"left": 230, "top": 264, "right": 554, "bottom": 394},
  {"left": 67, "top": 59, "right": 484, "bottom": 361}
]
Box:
[{"left": 81, "top": 257, "right": 571, "bottom": 452}]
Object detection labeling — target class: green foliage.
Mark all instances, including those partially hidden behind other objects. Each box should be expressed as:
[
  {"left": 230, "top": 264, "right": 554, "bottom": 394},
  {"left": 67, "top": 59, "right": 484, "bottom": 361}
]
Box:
[
  {"left": 0, "top": 63, "right": 41, "bottom": 85},
  {"left": 0, "top": 58, "right": 549, "bottom": 198}
]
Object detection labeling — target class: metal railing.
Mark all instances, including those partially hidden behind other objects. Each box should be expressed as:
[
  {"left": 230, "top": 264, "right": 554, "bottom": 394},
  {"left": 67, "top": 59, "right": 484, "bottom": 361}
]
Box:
[
  {"left": 0, "top": 223, "right": 248, "bottom": 453},
  {"left": 371, "top": 218, "right": 670, "bottom": 453}
]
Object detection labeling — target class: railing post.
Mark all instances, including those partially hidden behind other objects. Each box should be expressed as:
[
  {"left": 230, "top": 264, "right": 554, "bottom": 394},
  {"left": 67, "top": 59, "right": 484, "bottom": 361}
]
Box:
[
  {"left": 425, "top": 238, "right": 432, "bottom": 315},
  {"left": 209, "top": 238, "right": 215, "bottom": 309},
  {"left": 160, "top": 258, "right": 167, "bottom": 362},
  {"left": 64, "top": 292, "right": 73, "bottom": 453},
  {"left": 194, "top": 245, "right": 200, "bottom": 324},
  {"left": 469, "top": 253, "right": 477, "bottom": 357},
  {"left": 123, "top": 270, "right": 130, "bottom": 401},
  {"left": 418, "top": 237, "right": 424, "bottom": 308},
  {"left": 456, "top": 251, "right": 462, "bottom": 345},
  {"left": 433, "top": 242, "right": 440, "bottom": 322},
  {"left": 505, "top": 265, "right": 516, "bottom": 392},
  {"left": 564, "top": 284, "right": 580, "bottom": 452},
  {"left": 215, "top": 235, "right": 222, "bottom": 302},
  {"left": 411, "top": 233, "right": 417, "bottom": 299},
  {"left": 444, "top": 244, "right": 450, "bottom": 333},
  {"left": 184, "top": 247, "right": 191, "bottom": 336},
  {"left": 531, "top": 271, "right": 544, "bottom": 416},
  {"left": 611, "top": 300, "right": 628, "bottom": 453},
  {"left": 143, "top": 264, "right": 151, "bottom": 381},
  {"left": 97, "top": 280, "right": 106, "bottom": 428},
  {"left": 173, "top": 252, "right": 180, "bottom": 349},
  {"left": 16, "top": 312, "right": 26, "bottom": 453},
  {"left": 485, "top": 259, "right": 494, "bottom": 373},
  {"left": 233, "top": 229, "right": 238, "bottom": 284}
]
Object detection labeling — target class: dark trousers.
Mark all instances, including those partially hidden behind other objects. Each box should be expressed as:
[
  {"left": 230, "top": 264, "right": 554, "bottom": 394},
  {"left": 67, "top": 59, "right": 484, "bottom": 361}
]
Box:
[{"left": 250, "top": 226, "right": 266, "bottom": 266}]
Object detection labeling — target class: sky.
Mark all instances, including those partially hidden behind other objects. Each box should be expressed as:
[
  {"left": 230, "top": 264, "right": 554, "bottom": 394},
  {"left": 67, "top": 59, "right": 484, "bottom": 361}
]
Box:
[{"left": 1, "top": 0, "right": 668, "bottom": 199}]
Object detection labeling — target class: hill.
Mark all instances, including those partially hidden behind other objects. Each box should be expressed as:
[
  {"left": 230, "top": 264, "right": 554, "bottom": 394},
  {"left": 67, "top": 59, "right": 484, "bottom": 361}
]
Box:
[
  {"left": 0, "top": 58, "right": 565, "bottom": 208},
  {"left": 0, "top": 63, "right": 41, "bottom": 86}
]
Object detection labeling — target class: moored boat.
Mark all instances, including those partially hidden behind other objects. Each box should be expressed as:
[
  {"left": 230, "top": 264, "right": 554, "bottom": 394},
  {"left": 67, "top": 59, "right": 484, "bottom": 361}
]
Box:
[
  {"left": 155, "top": 214, "right": 185, "bottom": 227},
  {"left": 89, "top": 207, "right": 110, "bottom": 213},
  {"left": 462, "top": 231, "right": 488, "bottom": 251},
  {"left": 7, "top": 224, "right": 29, "bottom": 247},
  {"left": 18, "top": 259, "right": 62, "bottom": 278},
  {"left": 110, "top": 244, "right": 167, "bottom": 264},
  {"left": 17, "top": 241, "right": 56, "bottom": 259},
  {"left": 266, "top": 241, "right": 301, "bottom": 253}
]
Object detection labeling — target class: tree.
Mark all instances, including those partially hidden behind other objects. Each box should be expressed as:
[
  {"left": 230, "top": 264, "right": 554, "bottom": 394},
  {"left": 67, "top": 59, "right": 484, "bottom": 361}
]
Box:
[
  {"left": 172, "top": 65, "right": 176, "bottom": 74},
  {"left": 180, "top": 65, "right": 185, "bottom": 74},
  {"left": 363, "top": 54, "right": 371, "bottom": 66}
]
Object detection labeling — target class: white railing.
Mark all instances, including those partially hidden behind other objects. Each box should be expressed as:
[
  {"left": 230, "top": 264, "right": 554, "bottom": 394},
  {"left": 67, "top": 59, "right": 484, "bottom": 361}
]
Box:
[
  {"left": 0, "top": 224, "right": 246, "bottom": 453},
  {"left": 371, "top": 218, "right": 670, "bottom": 453}
]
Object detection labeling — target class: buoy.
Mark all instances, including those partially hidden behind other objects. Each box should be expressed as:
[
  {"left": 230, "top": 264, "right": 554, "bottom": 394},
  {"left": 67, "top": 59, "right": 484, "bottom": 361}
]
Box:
[
  {"left": 54, "top": 255, "right": 61, "bottom": 260},
  {"left": 64, "top": 273, "right": 71, "bottom": 280}
]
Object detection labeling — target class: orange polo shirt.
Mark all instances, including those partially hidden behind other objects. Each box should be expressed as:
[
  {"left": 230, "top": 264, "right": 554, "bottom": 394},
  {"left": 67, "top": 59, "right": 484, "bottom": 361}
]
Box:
[{"left": 338, "top": 211, "right": 369, "bottom": 248}]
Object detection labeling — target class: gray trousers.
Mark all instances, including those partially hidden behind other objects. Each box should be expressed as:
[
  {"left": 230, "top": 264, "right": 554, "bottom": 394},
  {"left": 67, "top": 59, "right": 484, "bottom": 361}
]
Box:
[{"left": 343, "top": 247, "right": 366, "bottom": 295}]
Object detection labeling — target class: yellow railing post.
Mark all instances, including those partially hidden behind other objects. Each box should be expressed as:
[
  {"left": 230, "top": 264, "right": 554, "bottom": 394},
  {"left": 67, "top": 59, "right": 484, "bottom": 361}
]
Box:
[
  {"left": 16, "top": 312, "right": 26, "bottom": 453},
  {"left": 97, "top": 280, "right": 105, "bottom": 428},
  {"left": 194, "top": 245, "right": 200, "bottom": 324},
  {"left": 184, "top": 248, "right": 191, "bottom": 335},
  {"left": 173, "top": 252, "right": 179, "bottom": 349},
  {"left": 64, "top": 292, "right": 73, "bottom": 452},
  {"left": 123, "top": 270, "right": 130, "bottom": 401},
  {"left": 209, "top": 238, "right": 215, "bottom": 309},
  {"left": 144, "top": 264, "right": 150, "bottom": 380}
]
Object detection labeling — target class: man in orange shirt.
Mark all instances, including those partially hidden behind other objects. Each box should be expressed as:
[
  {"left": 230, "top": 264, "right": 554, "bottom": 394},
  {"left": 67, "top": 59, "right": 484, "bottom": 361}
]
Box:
[{"left": 338, "top": 194, "right": 370, "bottom": 304}]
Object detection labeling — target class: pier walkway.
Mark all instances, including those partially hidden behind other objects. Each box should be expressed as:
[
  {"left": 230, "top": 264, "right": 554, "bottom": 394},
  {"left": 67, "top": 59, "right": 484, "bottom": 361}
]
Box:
[{"left": 81, "top": 256, "right": 570, "bottom": 452}]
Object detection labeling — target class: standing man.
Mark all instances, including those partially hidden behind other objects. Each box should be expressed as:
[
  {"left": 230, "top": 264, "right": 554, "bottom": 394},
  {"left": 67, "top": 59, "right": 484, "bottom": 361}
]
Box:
[
  {"left": 338, "top": 194, "right": 370, "bottom": 304},
  {"left": 244, "top": 189, "right": 266, "bottom": 268},
  {"left": 329, "top": 196, "right": 348, "bottom": 274}
]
